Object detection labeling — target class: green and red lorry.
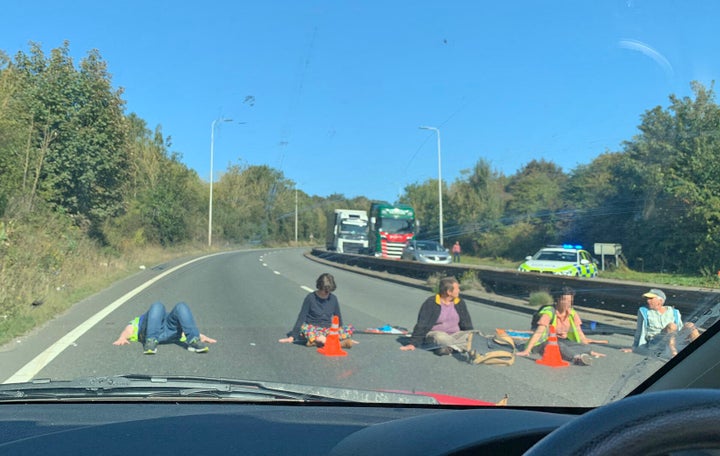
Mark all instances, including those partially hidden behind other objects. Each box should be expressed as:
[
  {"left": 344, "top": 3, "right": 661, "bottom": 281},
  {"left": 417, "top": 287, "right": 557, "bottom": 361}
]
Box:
[{"left": 368, "top": 203, "right": 416, "bottom": 259}]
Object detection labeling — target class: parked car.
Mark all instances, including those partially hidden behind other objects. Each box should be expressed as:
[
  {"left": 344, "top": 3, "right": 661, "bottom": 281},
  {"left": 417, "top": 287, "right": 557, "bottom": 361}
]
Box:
[
  {"left": 518, "top": 245, "right": 599, "bottom": 277},
  {"left": 402, "top": 240, "right": 452, "bottom": 264}
]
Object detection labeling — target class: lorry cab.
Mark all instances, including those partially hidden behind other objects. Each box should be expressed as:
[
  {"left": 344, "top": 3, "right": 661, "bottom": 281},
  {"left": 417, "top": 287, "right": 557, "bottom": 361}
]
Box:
[{"left": 327, "top": 209, "right": 369, "bottom": 253}]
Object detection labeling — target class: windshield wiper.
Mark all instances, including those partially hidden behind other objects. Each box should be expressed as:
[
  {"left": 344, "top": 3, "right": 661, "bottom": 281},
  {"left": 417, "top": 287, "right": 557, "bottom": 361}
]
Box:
[
  {"left": 0, "top": 375, "right": 316, "bottom": 401},
  {"left": 0, "top": 375, "right": 440, "bottom": 404}
]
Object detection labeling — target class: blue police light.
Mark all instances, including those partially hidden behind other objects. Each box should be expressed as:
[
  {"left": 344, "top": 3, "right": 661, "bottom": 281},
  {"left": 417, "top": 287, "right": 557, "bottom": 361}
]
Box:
[{"left": 562, "top": 244, "right": 583, "bottom": 250}]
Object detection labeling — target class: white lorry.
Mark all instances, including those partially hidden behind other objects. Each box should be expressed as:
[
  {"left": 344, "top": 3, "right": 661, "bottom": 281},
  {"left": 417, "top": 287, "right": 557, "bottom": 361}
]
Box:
[{"left": 326, "top": 209, "right": 369, "bottom": 253}]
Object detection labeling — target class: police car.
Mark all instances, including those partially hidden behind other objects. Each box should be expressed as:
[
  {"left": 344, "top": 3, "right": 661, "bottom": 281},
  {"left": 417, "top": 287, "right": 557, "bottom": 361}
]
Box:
[{"left": 518, "top": 245, "right": 599, "bottom": 277}]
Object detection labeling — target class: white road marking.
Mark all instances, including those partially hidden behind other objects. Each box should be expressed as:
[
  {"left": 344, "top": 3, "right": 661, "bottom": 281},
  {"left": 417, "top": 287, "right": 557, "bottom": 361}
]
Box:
[
  {"left": 273, "top": 271, "right": 281, "bottom": 275},
  {"left": 301, "top": 286, "right": 313, "bottom": 293},
  {"left": 3, "top": 252, "right": 230, "bottom": 384}
]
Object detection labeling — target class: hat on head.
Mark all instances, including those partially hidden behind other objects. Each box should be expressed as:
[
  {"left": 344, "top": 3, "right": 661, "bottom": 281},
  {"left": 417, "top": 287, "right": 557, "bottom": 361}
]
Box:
[{"left": 643, "top": 288, "right": 666, "bottom": 301}]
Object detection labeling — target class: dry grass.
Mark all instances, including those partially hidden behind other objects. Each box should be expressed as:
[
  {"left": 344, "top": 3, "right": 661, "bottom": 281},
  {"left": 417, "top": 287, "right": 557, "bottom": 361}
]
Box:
[
  {"left": 0, "top": 216, "right": 203, "bottom": 346},
  {"left": 426, "top": 273, "right": 443, "bottom": 294},
  {"left": 459, "top": 270, "right": 483, "bottom": 291}
]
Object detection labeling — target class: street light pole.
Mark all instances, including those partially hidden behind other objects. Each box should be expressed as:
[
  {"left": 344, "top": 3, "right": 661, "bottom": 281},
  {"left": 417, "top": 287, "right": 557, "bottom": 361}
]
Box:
[
  {"left": 208, "top": 118, "right": 233, "bottom": 248},
  {"left": 419, "top": 126, "right": 444, "bottom": 246}
]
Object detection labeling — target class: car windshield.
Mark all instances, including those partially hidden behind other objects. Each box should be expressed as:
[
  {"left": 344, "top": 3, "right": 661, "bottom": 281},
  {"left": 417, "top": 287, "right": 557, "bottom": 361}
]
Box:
[
  {"left": 380, "top": 218, "right": 415, "bottom": 234},
  {"left": 2, "top": 1, "right": 720, "bottom": 410},
  {"left": 416, "top": 241, "right": 443, "bottom": 251},
  {"left": 339, "top": 222, "right": 366, "bottom": 235},
  {"left": 536, "top": 251, "right": 577, "bottom": 262}
]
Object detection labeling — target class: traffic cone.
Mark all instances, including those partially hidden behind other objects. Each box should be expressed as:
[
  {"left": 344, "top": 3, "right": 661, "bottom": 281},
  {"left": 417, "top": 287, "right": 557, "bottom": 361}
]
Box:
[
  {"left": 318, "top": 315, "right": 348, "bottom": 357},
  {"left": 536, "top": 325, "right": 569, "bottom": 367}
]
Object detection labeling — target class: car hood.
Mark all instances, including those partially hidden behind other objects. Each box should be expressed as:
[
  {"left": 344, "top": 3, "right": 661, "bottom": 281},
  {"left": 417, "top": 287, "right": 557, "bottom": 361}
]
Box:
[
  {"left": 416, "top": 250, "right": 450, "bottom": 256},
  {"left": 522, "top": 260, "right": 573, "bottom": 268},
  {"left": 0, "top": 375, "right": 497, "bottom": 406}
]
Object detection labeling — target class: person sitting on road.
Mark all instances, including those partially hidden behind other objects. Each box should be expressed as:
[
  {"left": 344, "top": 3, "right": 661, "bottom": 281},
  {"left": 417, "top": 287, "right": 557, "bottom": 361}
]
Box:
[
  {"left": 621, "top": 288, "right": 698, "bottom": 357},
  {"left": 400, "top": 276, "right": 475, "bottom": 356},
  {"left": 517, "top": 287, "right": 606, "bottom": 366},
  {"left": 278, "top": 273, "right": 356, "bottom": 348},
  {"left": 113, "top": 301, "right": 217, "bottom": 354}
]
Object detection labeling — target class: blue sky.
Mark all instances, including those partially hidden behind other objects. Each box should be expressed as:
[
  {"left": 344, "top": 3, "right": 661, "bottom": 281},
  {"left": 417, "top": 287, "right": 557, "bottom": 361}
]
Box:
[{"left": 3, "top": 1, "right": 718, "bottom": 202}]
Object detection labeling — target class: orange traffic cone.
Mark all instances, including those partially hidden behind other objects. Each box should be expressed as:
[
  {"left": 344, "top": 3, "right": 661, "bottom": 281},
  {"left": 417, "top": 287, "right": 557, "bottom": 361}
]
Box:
[
  {"left": 317, "top": 315, "right": 348, "bottom": 357},
  {"left": 536, "top": 325, "right": 569, "bottom": 367}
]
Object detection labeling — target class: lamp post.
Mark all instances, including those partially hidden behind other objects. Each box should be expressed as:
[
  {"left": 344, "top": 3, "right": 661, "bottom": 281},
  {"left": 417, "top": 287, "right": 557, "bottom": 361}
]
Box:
[
  {"left": 208, "top": 118, "right": 233, "bottom": 248},
  {"left": 419, "top": 126, "right": 444, "bottom": 246}
]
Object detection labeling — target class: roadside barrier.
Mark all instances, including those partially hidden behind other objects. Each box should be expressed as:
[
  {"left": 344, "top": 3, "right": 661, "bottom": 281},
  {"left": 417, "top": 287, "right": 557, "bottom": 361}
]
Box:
[{"left": 308, "top": 248, "right": 720, "bottom": 323}]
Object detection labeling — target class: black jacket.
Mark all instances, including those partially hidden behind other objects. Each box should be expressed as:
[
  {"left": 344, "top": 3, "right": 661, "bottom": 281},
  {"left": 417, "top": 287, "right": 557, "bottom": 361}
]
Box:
[
  {"left": 287, "top": 292, "right": 343, "bottom": 340},
  {"left": 406, "top": 294, "right": 473, "bottom": 347}
]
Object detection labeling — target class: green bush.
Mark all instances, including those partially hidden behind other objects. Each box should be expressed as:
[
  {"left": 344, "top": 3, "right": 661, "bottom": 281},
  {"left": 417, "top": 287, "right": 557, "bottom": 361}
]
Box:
[
  {"left": 459, "top": 270, "right": 482, "bottom": 291},
  {"left": 528, "top": 291, "right": 553, "bottom": 308}
]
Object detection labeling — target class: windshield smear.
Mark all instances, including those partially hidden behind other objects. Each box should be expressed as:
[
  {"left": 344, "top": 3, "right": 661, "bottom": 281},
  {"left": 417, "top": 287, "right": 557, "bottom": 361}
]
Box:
[{"left": 1, "top": 1, "right": 720, "bottom": 408}]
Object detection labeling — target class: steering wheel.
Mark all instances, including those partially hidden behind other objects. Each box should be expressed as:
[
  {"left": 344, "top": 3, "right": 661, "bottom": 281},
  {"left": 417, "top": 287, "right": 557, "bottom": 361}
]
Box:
[{"left": 525, "top": 389, "right": 720, "bottom": 455}]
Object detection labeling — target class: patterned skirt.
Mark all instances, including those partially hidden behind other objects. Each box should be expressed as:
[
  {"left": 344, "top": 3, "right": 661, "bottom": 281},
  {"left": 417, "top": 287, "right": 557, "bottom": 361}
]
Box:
[{"left": 300, "top": 323, "right": 355, "bottom": 345}]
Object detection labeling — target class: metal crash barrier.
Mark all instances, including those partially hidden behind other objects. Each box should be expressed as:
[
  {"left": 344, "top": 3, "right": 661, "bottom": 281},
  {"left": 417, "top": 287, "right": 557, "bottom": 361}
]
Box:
[{"left": 309, "top": 248, "right": 720, "bottom": 326}]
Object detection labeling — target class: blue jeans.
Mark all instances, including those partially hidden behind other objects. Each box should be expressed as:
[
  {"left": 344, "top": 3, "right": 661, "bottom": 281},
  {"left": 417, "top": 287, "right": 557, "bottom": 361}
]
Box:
[{"left": 144, "top": 302, "right": 200, "bottom": 344}]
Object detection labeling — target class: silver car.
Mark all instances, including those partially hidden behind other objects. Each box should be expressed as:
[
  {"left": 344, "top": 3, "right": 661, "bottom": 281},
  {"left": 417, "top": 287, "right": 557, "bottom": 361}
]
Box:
[{"left": 402, "top": 240, "right": 452, "bottom": 264}]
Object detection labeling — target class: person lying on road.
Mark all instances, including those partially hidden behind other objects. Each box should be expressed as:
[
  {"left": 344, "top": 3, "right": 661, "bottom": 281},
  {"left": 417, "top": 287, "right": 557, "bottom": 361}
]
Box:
[{"left": 113, "top": 301, "right": 217, "bottom": 354}]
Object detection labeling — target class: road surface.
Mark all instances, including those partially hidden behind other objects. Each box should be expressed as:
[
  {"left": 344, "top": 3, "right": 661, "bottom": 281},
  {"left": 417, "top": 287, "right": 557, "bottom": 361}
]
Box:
[{"left": 1, "top": 248, "right": 661, "bottom": 406}]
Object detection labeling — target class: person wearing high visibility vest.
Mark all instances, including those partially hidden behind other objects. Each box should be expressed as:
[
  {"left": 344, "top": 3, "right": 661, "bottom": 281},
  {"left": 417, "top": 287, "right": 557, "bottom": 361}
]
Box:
[
  {"left": 279, "top": 273, "right": 356, "bottom": 348},
  {"left": 517, "top": 287, "right": 607, "bottom": 366}
]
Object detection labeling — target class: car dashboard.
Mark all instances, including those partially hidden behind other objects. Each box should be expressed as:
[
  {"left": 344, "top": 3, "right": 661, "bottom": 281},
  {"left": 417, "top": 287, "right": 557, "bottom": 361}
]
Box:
[
  {"left": 0, "top": 401, "right": 575, "bottom": 455},
  {"left": 3, "top": 324, "right": 720, "bottom": 455}
]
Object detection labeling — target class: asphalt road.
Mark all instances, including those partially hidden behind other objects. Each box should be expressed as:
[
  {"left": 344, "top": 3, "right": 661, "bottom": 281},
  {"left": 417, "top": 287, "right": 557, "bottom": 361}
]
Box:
[{"left": 0, "top": 248, "right": 664, "bottom": 407}]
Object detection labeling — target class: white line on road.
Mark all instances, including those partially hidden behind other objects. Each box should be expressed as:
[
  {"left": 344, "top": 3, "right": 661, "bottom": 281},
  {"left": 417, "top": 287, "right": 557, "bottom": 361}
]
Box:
[
  {"left": 273, "top": 271, "right": 281, "bottom": 275},
  {"left": 301, "top": 286, "right": 313, "bottom": 293},
  {"left": 3, "top": 253, "right": 229, "bottom": 384}
]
